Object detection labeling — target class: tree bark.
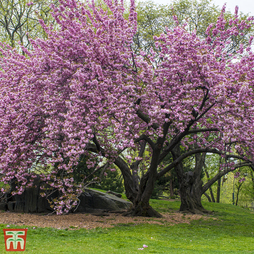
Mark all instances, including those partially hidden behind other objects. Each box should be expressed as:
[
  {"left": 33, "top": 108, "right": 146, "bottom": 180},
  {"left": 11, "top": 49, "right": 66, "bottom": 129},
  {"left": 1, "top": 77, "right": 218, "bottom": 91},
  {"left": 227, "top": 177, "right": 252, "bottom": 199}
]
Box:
[
  {"left": 111, "top": 139, "right": 163, "bottom": 217},
  {"left": 126, "top": 172, "right": 162, "bottom": 217},
  {"left": 114, "top": 156, "right": 138, "bottom": 203},
  {"left": 169, "top": 178, "right": 174, "bottom": 198},
  {"left": 216, "top": 177, "right": 221, "bottom": 203},
  {"left": 125, "top": 143, "right": 163, "bottom": 217},
  {"left": 178, "top": 171, "right": 208, "bottom": 213},
  {"left": 204, "top": 192, "right": 212, "bottom": 202},
  {"left": 172, "top": 145, "right": 209, "bottom": 214},
  {"left": 235, "top": 183, "right": 243, "bottom": 206},
  {"left": 205, "top": 168, "right": 215, "bottom": 202}
]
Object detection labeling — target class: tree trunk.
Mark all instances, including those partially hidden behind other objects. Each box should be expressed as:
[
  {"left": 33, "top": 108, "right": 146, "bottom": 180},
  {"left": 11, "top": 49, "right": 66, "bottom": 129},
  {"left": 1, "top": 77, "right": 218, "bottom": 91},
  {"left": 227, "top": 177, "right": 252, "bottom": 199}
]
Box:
[
  {"left": 170, "top": 178, "right": 174, "bottom": 198},
  {"left": 114, "top": 157, "right": 139, "bottom": 203},
  {"left": 172, "top": 145, "right": 209, "bottom": 214},
  {"left": 204, "top": 192, "right": 212, "bottom": 202},
  {"left": 216, "top": 177, "right": 221, "bottom": 203},
  {"left": 127, "top": 173, "right": 162, "bottom": 217},
  {"left": 205, "top": 168, "right": 215, "bottom": 202},
  {"left": 235, "top": 183, "right": 243, "bottom": 206},
  {"left": 124, "top": 143, "right": 163, "bottom": 218},
  {"left": 178, "top": 171, "right": 208, "bottom": 214}
]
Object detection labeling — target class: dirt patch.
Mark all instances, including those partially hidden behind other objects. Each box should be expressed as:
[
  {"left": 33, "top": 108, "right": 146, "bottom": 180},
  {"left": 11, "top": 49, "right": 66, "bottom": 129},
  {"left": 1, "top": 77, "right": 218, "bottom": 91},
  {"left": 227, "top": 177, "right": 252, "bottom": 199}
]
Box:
[{"left": 0, "top": 211, "right": 212, "bottom": 230}]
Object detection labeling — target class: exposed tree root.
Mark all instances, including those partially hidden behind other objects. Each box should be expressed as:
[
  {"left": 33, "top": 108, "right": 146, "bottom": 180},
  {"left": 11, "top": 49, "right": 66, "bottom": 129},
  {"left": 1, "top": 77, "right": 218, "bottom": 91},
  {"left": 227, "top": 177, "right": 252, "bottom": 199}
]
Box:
[
  {"left": 123, "top": 204, "right": 162, "bottom": 218},
  {"left": 179, "top": 206, "right": 213, "bottom": 215}
]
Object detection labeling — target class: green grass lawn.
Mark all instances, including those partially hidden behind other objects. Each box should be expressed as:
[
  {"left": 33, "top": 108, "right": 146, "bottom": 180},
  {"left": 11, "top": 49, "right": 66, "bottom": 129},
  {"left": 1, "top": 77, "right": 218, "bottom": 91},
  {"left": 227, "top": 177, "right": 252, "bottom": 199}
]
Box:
[{"left": 1, "top": 199, "right": 254, "bottom": 253}]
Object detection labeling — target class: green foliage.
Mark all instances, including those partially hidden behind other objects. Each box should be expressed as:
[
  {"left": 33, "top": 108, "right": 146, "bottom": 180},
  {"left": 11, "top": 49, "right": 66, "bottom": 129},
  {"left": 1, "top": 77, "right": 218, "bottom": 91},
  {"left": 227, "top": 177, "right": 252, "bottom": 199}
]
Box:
[
  {"left": 233, "top": 168, "right": 254, "bottom": 207},
  {"left": 73, "top": 154, "right": 124, "bottom": 193},
  {"left": 241, "top": 170, "right": 254, "bottom": 201},
  {"left": 72, "top": 154, "right": 95, "bottom": 184},
  {"left": 134, "top": 0, "right": 254, "bottom": 55},
  {"left": 152, "top": 171, "right": 179, "bottom": 199},
  {"left": 151, "top": 173, "right": 171, "bottom": 199},
  {"left": 133, "top": 1, "right": 172, "bottom": 53},
  {"left": 93, "top": 168, "right": 124, "bottom": 193},
  {"left": 133, "top": 0, "right": 220, "bottom": 53},
  {"left": 171, "top": 0, "right": 220, "bottom": 36},
  {"left": 0, "top": 0, "right": 57, "bottom": 48}
]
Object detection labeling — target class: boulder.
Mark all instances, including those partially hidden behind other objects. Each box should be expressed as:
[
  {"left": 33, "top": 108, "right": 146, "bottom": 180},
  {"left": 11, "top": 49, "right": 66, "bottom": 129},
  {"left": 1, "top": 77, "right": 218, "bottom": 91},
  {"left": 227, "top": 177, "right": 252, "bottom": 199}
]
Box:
[
  {"left": 106, "top": 190, "right": 122, "bottom": 198},
  {"left": 74, "top": 189, "right": 131, "bottom": 213},
  {"left": 3, "top": 187, "right": 131, "bottom": 214}
]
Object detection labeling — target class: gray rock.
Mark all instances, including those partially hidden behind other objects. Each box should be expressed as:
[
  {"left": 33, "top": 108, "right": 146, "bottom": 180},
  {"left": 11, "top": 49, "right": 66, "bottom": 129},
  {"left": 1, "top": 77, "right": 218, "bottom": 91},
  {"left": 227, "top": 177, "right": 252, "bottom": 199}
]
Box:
[
  {"left": 3, "top": 186, "right": 131, "bottom": 214},
  {"left": 74, "top": 189, "right": 131, "bottom": 213},
  {"left": 106, "top": 190, "right": 122, "bottom": 198}
]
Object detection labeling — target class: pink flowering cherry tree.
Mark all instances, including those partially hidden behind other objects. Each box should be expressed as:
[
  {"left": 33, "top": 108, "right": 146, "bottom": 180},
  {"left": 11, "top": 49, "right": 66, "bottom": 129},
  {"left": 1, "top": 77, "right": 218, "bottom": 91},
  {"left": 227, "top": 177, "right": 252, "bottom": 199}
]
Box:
[{"left": 0, "top": 0, "right": 254, "bottom": 216}]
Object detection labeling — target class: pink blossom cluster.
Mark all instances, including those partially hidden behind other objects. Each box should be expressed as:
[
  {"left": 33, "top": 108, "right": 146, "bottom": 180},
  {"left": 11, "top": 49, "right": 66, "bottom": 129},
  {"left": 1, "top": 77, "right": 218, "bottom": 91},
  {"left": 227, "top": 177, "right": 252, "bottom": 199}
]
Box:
[
  {"left": 234, "top": 172, "right": 240, "bottom": 178},
  {"left": 239, "top": 177, "right": 246, "bottom": 183}
]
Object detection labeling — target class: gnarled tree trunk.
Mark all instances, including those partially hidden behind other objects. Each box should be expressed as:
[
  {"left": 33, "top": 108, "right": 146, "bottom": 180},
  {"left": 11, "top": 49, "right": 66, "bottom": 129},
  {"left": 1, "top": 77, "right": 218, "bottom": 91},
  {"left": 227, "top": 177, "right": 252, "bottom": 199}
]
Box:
[
  {"left": 172, "top": 145, "right": 209, "bottom": 214},
  {"left": 130, "top": 173, "right": 162, "bottom": 217},
  {"left": 178, "top": 171, "right": 207, "bottom": 214},
  {"left": 116, "top": 143, "right": 163, "bottom": 217}
]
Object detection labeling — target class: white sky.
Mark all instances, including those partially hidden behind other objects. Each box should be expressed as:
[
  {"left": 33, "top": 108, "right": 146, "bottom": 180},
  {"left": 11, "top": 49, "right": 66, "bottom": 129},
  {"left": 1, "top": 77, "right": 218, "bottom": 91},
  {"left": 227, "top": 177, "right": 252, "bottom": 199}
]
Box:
[
  {"left": 148, "top": 0, "right": 254, "bottom": 16},
  {"left": 212, "top": 0, "right": 254, "bottom": 16}
]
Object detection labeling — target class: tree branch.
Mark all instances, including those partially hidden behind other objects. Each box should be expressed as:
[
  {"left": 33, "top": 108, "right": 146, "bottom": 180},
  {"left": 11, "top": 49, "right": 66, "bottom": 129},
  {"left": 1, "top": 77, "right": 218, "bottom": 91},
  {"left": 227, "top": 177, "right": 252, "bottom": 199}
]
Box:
[
  {"left": 202, "top": 162, "right": 253, "bottom": 194},
  {"left": 196, "top": 102, "right": 215, "bottom": 121},
  {"left": 186, "top": 128, "right": 219, "bottom": 135},
  {"left": 135, "top": 134, "right": 154, "bottom": 149},
  {"left": 157, "top": 148, "right": 221, "bottom": 179},
  {"left": 136, "top": 109, "right": 159, "bottom": 130}
]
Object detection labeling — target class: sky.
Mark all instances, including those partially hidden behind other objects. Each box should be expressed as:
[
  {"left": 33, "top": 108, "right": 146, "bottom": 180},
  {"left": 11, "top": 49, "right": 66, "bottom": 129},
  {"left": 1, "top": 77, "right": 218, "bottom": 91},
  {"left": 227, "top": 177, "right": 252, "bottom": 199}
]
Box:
[
  {"left": 149, "top": 0, "right": 254, "bottom": 16},
  {"left": 212, "top": 0, "right": 254, "bottom": 16}
]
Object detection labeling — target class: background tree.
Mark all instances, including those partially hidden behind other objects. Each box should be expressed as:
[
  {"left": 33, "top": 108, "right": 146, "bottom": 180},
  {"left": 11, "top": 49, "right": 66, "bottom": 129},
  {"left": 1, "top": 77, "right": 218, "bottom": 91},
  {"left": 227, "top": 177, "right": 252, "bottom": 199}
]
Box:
[
  {"left": 0, "top": 0, "right": 57, "bottom": 49},
  {"left": 134, "top": 0, "right": 253, "bottom": 55},
  {"left": 171, "top": 143, "right": 254, "bottom": 213},
  {"left": 134, "top": 0, "right": 254, "bottom": 211}
]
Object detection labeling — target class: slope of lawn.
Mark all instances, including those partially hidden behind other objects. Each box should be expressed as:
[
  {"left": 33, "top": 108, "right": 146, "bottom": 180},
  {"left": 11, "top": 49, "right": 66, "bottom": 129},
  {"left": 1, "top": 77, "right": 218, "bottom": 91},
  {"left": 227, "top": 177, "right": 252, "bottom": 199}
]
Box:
[{"left": 1, "top": 199, "right": 254, "bottom": 253}]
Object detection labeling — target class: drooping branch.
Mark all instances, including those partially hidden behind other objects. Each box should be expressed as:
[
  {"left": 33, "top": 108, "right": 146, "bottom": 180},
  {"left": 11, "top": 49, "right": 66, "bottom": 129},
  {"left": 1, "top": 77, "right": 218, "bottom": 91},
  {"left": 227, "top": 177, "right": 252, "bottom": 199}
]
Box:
[
  {"left": 196, "top": 102, "right": 215, "bottom": 122},
  {"left": 186, "top": 128, "right": 219, "bottom": 135},
  {"left": 157, "top": 148, "right": 221, "bottom": 179},
  {"left": 85, "top": 143, "right": 102, "bottom": 155},
  {"left": 85, "top": 162, "right": 110, "bottom": 183},
  {"left": 134, "top": 134, "right": 155, "bottom": 149},
  {"left": 130, "top": 140, "right": 147, "bottom": 190},
  {"left": 93, "top": 134, "right": 101, "bottom": 152},
  {"left": 202, "top": 162, "right": 253, "bottom": 194},
  {"left": 136, "top": 109, "right": 159, "bottom": 130},
  {"left": 85, "top": 141, "right": 138, "bottom": 202},
  {"left": 199, "top": 86, "right": 209, "bottom": 111},
  {"left": 114, "top": 156, "right": 138, "bottom": 202}
]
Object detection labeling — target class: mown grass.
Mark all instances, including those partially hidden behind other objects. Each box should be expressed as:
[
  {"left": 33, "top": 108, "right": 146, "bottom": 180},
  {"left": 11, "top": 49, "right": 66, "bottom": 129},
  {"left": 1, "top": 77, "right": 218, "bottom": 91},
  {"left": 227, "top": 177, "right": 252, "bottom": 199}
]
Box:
[{"left": 1, "top": 199, "right": 254, "bottom": 253}]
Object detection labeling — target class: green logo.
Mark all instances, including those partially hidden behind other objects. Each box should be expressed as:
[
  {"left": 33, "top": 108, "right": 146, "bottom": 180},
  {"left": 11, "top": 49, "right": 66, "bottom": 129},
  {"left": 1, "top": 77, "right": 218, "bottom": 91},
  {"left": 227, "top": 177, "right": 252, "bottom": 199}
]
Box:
[{"left": 5, "top": 231, "right": 25, "bottom": 250}]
